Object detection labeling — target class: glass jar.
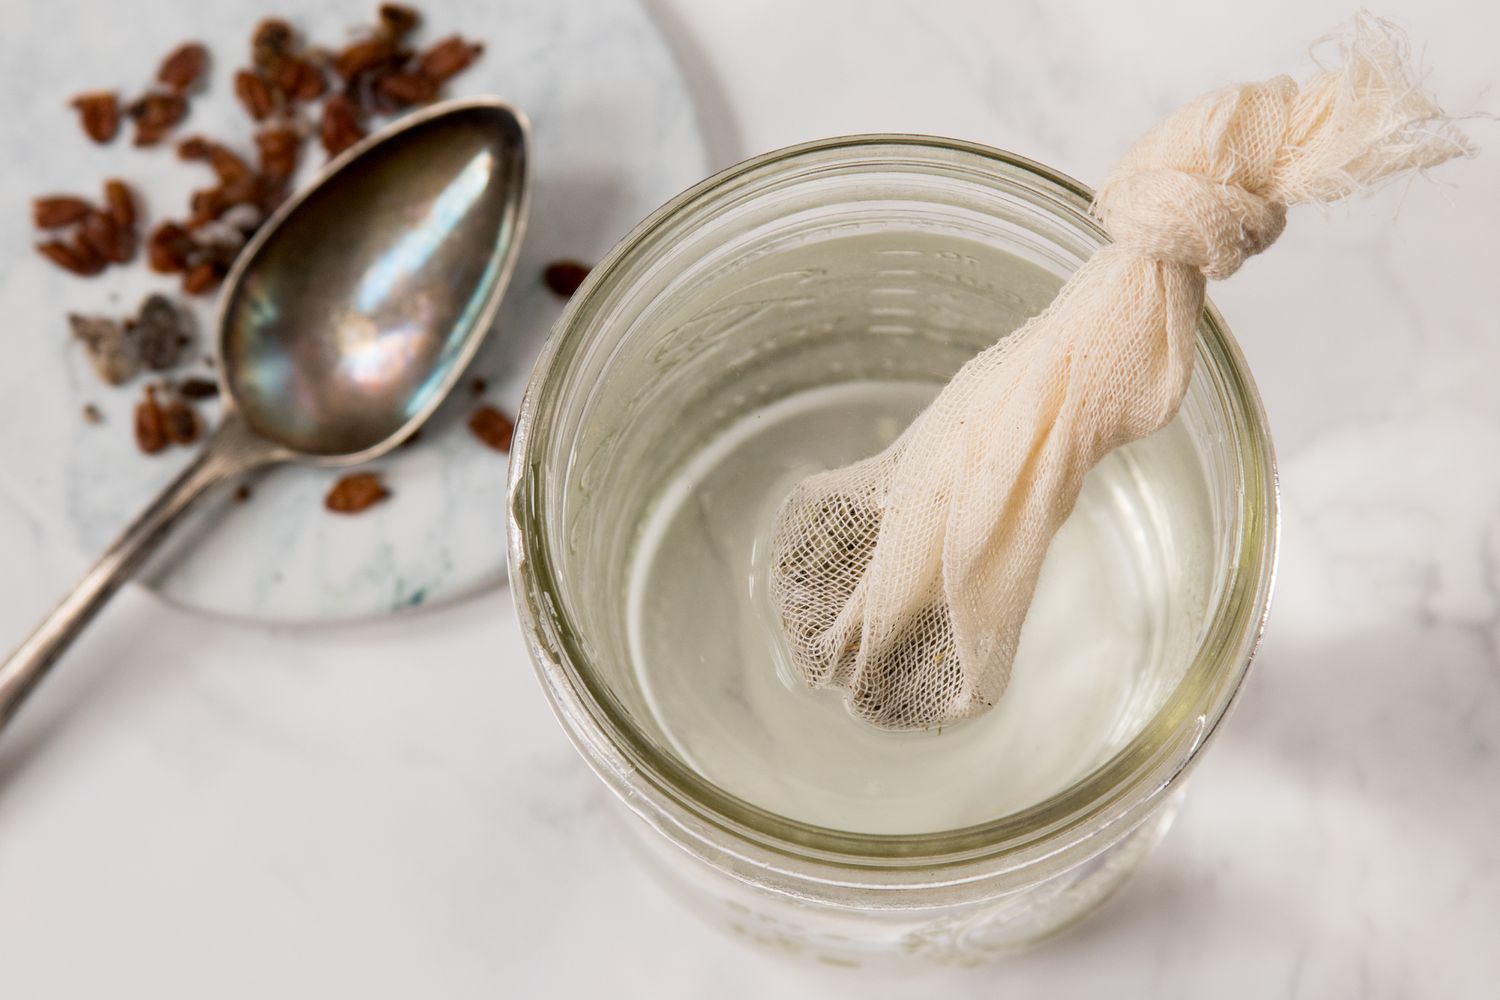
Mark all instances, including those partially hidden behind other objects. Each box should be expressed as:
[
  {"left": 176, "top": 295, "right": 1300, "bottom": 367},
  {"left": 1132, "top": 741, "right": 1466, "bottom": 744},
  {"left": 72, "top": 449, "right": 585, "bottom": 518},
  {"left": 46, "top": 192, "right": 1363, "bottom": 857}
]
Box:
[{"left": 507, "top": 135, "right": 1277, "bottom": 966}]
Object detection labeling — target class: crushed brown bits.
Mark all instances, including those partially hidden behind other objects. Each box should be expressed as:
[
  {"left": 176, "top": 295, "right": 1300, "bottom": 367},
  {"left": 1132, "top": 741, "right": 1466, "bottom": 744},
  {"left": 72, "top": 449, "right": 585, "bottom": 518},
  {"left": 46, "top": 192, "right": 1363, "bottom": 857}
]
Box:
[
  {"left": 43, "top": 6, "right": 492, "bottom": 505},
  {"left": 77, "top": 209, "right": 131, "bottom": 264},
  {"left": 147, "top": 222, "right": 193, "bottom": 273},
  {"left": 104, "top": 179, "right": 136, "bottom": 229},
  {"left": 134, "top": 386, "right": 168, "bottom": 454},
  {"left": 157, "top": 43, "right": 210, "bottom": 94},
  {"left": 129, "top": 294, "right": 191, "bottom": 370},
  {"left": 71, "top": 294, "right": 192, "bottom": 388},
  {"left": 418, "top": 36, "right": 483, "bottom": 84},
  {"left": 48, "top": 6, "right": 488, "bottom": 291},
  {"left": 32, "top": 180, "right": 140, "bottom": 276},
  {"left": 377, "top": 71, "right": 437, "bottom": 108},
  {"left": 238, "top": 18, "right": 327, "bottom": 129},
  {"left": 468, "top": 405, "right": 514, "bottom": 452},
  {"left": 234, "top": 69, "right": 276, "bottom": 121},
  {"left": 38, "top": 239, "right": 104, "bottom": 276},
  {"left": 543, "top": 260, "right": 591, "bottom": 298},
  {"left": 71, "top": 314, "right": 138, "bottom": 385},
  {"left": 378, "top": 4, "right": 421, "bottom": 41},
  {"left": 128, "top": 91, "right": 189, "bottom": 147},
  {"left": 319, "top": 94, "right": 365, "bottom": 158},
  {"left": 176, "top": 376, "right": 219, "bottom": 400},
  {"left": 134, "top": 383, "right": 203, "bottom": 454},
  {"left": 162, "top": 398, "right": 201, "bottom": 444},
  {"left": 82, "top": 403, "right": 104, "bottom": 424},
  {"left": 325, "top": 472, "right": 391, "bottom": 513},
  {"left": 33, "top": 196, "right": 92, "bottom": 229},
  {"left": 255, "top": 126, "right": 300, "bottom": 184},
  {"left": 70, "top": 92, "right": 120, "bottom": 143}
]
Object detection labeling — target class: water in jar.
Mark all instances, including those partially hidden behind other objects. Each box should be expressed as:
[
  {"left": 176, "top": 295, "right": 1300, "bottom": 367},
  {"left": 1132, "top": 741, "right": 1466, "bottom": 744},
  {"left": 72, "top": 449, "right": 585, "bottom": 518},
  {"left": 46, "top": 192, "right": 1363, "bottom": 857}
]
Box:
[{"left": 620, "top": 233, "right": 1217, "bottom": 836}]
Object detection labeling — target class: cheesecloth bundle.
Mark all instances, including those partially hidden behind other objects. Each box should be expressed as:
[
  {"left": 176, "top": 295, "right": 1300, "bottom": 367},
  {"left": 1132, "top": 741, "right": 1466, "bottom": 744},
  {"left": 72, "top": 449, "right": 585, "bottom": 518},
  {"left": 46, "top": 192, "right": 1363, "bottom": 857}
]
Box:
[{"left": 768, "top": 13, "right": 1473, "bottom": 730}]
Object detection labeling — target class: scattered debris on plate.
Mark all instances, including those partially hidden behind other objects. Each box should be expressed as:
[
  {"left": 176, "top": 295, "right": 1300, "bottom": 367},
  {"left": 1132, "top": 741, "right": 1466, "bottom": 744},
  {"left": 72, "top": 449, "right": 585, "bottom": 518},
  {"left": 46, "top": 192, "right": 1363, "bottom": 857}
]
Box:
[
  {"left": 325, "top": 472, "right": 391, "bottom": 513},
  {"left": 33, "top": 179, "right": 140, "bottom": 275},
  {"left": 176, "top": 376, "right": 220, "bottom": 400},
  {"left": 70, "top": 92, "right": 121, "bottom": 144},
  {"left": 543, "top": 259, "right": 590, "bottom": 298},
  {"left": 133, "top": 382, "right": 202, "bottom": 454},
  {"left": 35, "top": 5, "right": 561, "bottom": 515},
  {"left": 71, "top": 293, "right": 192, "bottom": 387},
  {"left": 133, "top": 385, "right": 169, "bottom": 454},
  {"left": 468, "top": 404, "right": 514, "bottom": 452},
  {"left": 71, "top": 314, "right": 138, "bottom": 385}
]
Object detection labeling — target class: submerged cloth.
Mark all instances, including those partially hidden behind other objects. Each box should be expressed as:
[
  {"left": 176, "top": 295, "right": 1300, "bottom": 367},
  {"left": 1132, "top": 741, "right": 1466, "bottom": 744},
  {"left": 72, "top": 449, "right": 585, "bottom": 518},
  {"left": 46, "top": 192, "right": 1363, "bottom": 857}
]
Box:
[{"left": 768, "top": 14, "right": 1473, "bottom": 730}]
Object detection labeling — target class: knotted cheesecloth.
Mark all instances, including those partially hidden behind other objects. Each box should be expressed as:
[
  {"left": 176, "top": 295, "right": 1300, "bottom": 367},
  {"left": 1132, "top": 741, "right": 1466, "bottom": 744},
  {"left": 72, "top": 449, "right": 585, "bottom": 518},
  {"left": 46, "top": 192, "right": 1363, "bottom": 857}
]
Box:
[{"left": 768, "top": 13, "right": 1474, "bottom": 730}]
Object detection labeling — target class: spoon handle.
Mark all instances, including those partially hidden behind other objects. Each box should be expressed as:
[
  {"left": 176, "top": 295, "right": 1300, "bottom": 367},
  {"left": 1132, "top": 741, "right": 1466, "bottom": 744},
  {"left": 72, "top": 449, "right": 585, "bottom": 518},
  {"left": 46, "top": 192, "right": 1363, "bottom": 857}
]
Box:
[{"left": 0, "top": 412, "right": 272, "bottom": 733}]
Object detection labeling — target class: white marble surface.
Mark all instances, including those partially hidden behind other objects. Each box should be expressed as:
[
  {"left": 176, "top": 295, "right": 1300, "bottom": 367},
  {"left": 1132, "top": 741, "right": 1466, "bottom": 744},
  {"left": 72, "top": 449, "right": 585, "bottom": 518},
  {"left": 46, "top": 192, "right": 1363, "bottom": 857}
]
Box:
[{"left": 1, "top": 0, "right": 1497, "bottom": 995}]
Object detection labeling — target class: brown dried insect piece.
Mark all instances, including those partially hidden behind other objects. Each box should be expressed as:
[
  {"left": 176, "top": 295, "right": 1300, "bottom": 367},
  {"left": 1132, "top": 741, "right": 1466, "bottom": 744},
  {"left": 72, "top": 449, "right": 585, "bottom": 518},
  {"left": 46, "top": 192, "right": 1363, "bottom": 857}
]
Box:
[
  {"left": 158, "top": 42, "right": 209, "bottom": 93},
  {"left": 418, "top": 37, "right": 483, "bottom": 84},
  {"left": 187, "top": 148, "right": 264, "bottom": 225},
  {"left": 77, "top": 209, "right": 132, "bottom": 264},
  {"left": 275, "top": 56, "right": 327, "bottom": 102},
  {"left": 103, "top": 179, "right": 137, "bottom": 230},
  {"left": 468, "top": 405, "right": 515, "bottom": 452},
  {"left": 129, "top": 294, "right": 190, "bottom": 370},
  {"left": 320, "top": 95, "right": 365, "bottom": 158},
  {"left": 325, "top": 472, "right": 391, "bottom": 514},
  {"left": 71, "top": 313, "right": 140, "bottom": 385},
  {"left": 82, "top": 403, "right": 104, "bottom": 425},
  {"left": 251, "top": 19, "right": 296, "bottom": 73},
  {"left": 378, "top": 4, "right": 422, "bottom": 42},
  {"left": 334, "top": 37, "right": 400, "bottom": 81},
  {"left": 234, "top": 69, "right": 276, "bottom": 121},
  {"left": 543, "top": 260, "right": 591, "bottom": 298},
  {"left": 256, "top": 126, "right": 300, "bottom": 183},
  {"left": 135, "top": 386, "right": 168, "bottom": 454},
  {"left": 182, "top": 262, "right": 221, "bottom": 296},
  {"left": 71, "top": 92, "right": 120, "bottom": 143},
  {"left": 220, "top": 172, "right": 264, "bottom": 208},
  {"left": 210, "top": 146, "right": 254, "bottom": 186},
  {"left": 234, "top": 484, "right": 253, "bottom": 502},
  {"left": 32, "top": 196, "right": 92, "bottom": 229},
  {"left": 470, "top": 376, "right": 488, "bottom": 396},
  {"left": 176, "top": 376, "right": 219, "bottom": 400},
  {"left": 37, "top": 240, "right": 105, "bottom": 276},
  {"left": 162, "top": 399, "right": 200, "bottom": 445},
  {"left": 188, "top": 187, "right": 228, "bottom": 227},
  {"left": 148, "top": 222, "right": 193, "bottom": 274},
  {"left": 377, "top": 72, "right": 437, "bottom": 107},
  {"left": 129, "top": 92, "right": 188, "bottom": 146},
  {"left": 177, "top": 134, "right": 214, "bottom": 160}
]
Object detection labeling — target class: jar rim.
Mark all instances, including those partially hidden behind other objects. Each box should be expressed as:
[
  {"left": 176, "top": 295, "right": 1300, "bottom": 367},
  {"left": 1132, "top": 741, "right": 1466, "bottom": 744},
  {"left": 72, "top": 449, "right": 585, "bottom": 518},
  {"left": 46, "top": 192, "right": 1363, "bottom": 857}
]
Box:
[{"left": 507, "top": 133, "right": 1279, "bottom": 870}]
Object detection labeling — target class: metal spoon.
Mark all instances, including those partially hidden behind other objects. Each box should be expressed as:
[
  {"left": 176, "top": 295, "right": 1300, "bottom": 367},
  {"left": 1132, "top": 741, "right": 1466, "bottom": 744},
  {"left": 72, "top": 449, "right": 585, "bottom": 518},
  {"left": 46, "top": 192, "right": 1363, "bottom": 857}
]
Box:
[{"left": 0, "top": 97, "right": 530, "bottom": 732}]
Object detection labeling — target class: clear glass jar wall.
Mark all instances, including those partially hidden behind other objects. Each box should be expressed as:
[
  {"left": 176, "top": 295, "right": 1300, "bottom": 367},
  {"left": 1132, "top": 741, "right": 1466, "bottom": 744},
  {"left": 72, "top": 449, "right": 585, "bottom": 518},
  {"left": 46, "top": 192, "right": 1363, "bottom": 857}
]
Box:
[{"left": 508, "top": 136, "right": 1277, "bottom": 966}]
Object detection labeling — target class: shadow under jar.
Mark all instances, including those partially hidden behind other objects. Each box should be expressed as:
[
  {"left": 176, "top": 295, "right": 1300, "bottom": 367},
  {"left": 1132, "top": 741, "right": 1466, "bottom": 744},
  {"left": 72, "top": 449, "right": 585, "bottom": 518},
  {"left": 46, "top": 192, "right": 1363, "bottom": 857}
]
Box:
[{"left": 508, "top": 136, "right": 1277, "bottom": 967}]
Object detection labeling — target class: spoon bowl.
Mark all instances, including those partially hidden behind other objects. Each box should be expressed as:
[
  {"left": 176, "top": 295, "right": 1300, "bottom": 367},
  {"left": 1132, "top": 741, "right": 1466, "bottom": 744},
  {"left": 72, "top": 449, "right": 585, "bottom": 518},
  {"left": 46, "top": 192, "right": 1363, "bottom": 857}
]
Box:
[
  {"left": 224, "top": 99, "right": 529, "bottom": 459},
  {"left": 0, "top": 97, "right": 531, "bottom": 730}
]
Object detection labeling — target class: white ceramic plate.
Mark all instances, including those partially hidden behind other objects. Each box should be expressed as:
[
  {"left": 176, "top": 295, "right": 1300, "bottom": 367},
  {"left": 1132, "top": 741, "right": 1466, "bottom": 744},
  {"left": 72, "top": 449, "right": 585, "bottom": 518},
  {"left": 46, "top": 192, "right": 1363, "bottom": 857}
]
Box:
[{"left": 0, "top": 0, "right": 708, "bottom": 622}]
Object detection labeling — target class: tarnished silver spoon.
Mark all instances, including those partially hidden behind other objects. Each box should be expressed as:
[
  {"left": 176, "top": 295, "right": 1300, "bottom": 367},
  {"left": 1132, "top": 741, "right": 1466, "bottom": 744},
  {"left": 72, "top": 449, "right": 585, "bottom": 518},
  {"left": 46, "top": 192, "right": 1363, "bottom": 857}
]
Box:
[{"left": 0, "top": 96, "right": 530, "bottom": 731}]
